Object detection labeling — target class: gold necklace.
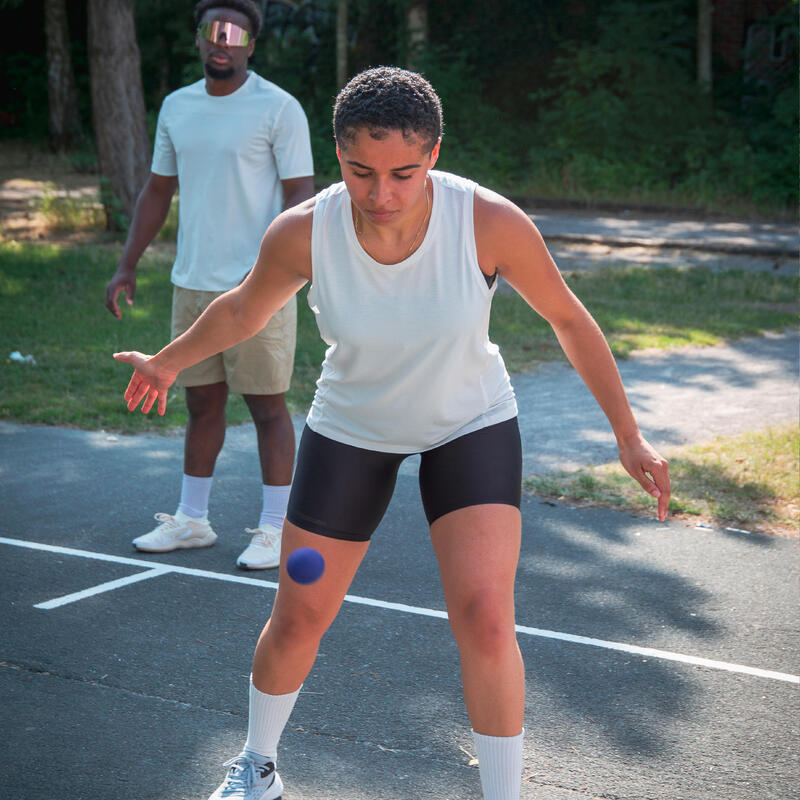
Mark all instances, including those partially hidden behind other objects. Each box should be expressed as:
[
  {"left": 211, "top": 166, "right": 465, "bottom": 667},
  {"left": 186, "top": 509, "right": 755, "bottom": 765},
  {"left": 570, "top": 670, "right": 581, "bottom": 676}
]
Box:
[{"left": 355, "top": 179, "right": 431, "bottom": 258}]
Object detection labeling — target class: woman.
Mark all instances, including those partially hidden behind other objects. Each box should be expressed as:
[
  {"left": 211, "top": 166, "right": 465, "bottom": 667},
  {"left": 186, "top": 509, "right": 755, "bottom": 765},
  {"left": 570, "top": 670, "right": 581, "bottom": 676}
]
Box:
[{"left": 115, "top": 66, "right": 670, "bottom": 800}]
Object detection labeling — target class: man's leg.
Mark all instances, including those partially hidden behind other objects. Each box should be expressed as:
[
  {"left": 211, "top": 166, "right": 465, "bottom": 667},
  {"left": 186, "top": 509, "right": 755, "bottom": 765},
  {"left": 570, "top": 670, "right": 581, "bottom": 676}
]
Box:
[
  {"left": 233, "top": 393, "right": 296, "bottom": 570},
  {"left": 184, "top": 381, "right": 229, "bottom": 476},
  {"left": 242, "top": 392, "right": 295, "bottom": 487},
  {"left": 131, "top": 381, "right": 228, "bottom": 553}
]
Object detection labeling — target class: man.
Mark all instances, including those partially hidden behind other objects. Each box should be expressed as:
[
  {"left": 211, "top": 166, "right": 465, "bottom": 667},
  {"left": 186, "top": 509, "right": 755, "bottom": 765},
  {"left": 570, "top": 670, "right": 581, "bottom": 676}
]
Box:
[{"left": 105, "top": 0, "right": 314, "bottom": 570}]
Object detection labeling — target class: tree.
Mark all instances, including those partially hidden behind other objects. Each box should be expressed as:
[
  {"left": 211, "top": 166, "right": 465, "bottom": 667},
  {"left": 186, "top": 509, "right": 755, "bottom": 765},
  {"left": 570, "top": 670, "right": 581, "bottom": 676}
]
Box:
[
  {"left": 406, "top": 0, "right": 427, "bottom": 71},
  {"left": 697, "top": 0, "right": 713, "bottom": 94},
  {"left": 44, "top": 0, "right": 82, "bottom": 151},
  {"left": 336, "top": 0, "right": 348, "bottom": 88},
  {"left": 87, "top": 0, "right": 151, "bottom": 229}
]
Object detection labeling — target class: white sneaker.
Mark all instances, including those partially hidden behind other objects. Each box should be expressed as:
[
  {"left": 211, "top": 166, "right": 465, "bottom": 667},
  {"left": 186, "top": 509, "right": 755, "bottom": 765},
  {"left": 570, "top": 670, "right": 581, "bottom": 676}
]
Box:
[
  {"left": 236, "top": 524, "right": 282, "bottom": 570},
  {"left": 132, "top": 510, "right": 218, "bottom": 552},
  {"left": 208, "top": 754, "right": 283, "bottom": 799}
]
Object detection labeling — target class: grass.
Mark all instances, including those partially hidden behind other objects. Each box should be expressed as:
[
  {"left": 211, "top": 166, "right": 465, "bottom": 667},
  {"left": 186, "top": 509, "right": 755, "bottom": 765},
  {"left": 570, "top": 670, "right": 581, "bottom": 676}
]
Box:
[
  {"left": 0, "top": 240, "right": 326, "bottom": 433},
  {"left": 34, "top": 186, "right": 180, "bottom": 241},
  {"left": 0, "top": 240, "right": 796, "bottom": 434},
  {"left": 490, "top": 265, "right": 797, "bottom": 372},
  {"left": 525, "top": 426, "right": 799, "bottom": 537}
]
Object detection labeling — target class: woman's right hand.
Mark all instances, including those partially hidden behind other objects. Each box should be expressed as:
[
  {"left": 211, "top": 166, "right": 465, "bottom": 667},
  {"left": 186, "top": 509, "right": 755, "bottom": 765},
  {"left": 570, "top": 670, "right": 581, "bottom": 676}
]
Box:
[{"left": 113, "top": 351, "right": 178, "bottom": 416}]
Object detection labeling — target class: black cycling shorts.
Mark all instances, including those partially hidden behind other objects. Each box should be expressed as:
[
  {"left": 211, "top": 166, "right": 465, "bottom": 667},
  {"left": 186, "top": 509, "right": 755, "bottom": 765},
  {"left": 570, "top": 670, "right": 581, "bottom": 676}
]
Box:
[{"left": 286, "top": 417, "right": 522, "bottom": 542}]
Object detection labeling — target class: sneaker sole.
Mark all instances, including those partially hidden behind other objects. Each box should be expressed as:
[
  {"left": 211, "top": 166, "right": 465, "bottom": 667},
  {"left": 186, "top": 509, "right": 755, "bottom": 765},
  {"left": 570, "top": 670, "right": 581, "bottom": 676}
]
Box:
[
  {"left": 236, "top": 559, "right": 280, "bottom": 570},
  {"left": 133, "top": 532, "right": 218, "bottom": 553}
]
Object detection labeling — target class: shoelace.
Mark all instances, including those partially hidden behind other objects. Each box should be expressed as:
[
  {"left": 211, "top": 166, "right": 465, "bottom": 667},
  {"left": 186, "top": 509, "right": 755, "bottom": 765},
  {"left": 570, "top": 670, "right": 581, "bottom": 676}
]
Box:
[
  {"left": 153, "top": 512, "right": 180, "bottom": 528},
  {"left": 219, "top": 756, "right": 272, "bottom": 798},
  {"left": 244, "top": 528, "right": 279, "bottom": 548}
]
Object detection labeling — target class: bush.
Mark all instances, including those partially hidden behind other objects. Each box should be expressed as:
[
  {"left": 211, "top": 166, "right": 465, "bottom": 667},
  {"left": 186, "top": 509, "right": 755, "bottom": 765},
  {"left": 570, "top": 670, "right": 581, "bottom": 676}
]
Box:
[{"left": 526, "top": 0, "right": 798, "bottom": 211}]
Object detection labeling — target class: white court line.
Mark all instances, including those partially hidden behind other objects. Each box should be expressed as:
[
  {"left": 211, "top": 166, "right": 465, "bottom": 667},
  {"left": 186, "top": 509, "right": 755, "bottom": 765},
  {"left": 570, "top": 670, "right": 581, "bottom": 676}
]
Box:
[
  {"left": 34, "top": 566, "right": 172, "bottom": 610},
  {"left": 2, "top": 536, "right": 797, "bottom": 684}
]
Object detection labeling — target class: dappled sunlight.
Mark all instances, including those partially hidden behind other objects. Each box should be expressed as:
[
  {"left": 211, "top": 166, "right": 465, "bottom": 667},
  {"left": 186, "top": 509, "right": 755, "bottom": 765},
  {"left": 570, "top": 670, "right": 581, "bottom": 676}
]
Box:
[{"left": 515, "top": 509, "right": 720, "bottom": 755}]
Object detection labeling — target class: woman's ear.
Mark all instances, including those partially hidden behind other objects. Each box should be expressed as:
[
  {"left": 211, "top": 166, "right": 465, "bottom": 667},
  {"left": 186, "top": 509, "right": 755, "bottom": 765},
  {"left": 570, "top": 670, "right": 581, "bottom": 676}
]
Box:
[{"left": 429, "top": 138, "right": 442, "bottom": 169}]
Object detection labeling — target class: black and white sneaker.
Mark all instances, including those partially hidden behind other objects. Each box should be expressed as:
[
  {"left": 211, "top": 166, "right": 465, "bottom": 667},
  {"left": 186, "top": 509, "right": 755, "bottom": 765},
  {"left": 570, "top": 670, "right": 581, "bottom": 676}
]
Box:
[{"left": 207, "top": 753, "right": 283, "bottom": 799}]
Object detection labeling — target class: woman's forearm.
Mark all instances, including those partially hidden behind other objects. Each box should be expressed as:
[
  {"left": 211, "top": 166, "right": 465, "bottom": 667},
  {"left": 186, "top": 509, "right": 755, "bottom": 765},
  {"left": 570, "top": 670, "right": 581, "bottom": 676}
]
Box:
[
  {"left": 154, "top": 288, "right": 266, "bottom": 374},
  {"left": 552, "top": 309, "right": 641, "bottom": 444}
]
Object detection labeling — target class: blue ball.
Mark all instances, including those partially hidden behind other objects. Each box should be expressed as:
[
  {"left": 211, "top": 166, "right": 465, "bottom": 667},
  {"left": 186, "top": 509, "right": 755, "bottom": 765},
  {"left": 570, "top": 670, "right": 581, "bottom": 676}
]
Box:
[{"left": 286, "top": 547, "right": 325, "bottom": 585}]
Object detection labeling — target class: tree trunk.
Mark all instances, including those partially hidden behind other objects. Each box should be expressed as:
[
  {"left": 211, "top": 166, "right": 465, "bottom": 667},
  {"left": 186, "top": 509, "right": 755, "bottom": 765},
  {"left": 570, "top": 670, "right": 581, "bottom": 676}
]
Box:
[
  {"left": 44, "top": 0, "right": 82, "bottom": 151},
  {"left": 336, "top": 0, "right": 348, "bottom": 89},
  {"left": 87, "top": 0, "right": 151, "bottom": 229},
  {"left": 697, "top": 0, "right": 713, "bottom": 94},
  {"left": 406, "top": 0, "right": 428, "bottom": 72}
]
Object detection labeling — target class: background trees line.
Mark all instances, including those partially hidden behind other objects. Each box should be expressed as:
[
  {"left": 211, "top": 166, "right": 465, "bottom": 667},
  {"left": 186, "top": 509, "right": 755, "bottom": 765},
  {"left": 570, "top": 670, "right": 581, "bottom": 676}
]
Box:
[{"left": 2, "top": 0, "right": 797, "bottom": 226}]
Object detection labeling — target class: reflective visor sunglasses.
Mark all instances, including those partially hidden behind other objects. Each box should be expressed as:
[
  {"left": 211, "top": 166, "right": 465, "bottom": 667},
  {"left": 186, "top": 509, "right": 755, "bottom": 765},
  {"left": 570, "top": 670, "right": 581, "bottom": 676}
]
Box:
[{"left": 197, "top": 20, "right": 252, "bottom": 47}]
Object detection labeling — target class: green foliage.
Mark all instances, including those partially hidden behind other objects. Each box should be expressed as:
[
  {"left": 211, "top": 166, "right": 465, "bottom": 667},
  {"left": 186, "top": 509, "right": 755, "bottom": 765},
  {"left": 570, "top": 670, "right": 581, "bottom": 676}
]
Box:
[
  {"left": 526, "top": 0, "right": 798, "bottom": 210},
  {"left": 422, "top": 46, "right": 529, "bottom": 190},
  {"left": 0, "top": 0, "right": 796, "bottom": 213}
]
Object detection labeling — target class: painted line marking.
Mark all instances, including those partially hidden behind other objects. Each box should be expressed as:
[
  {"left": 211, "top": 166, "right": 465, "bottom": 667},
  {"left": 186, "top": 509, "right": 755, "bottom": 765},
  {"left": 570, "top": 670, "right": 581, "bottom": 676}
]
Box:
[
  {"left": 34, "top": 566, "right": 172, "bottom": 610},
  {"left": 2, "top": 536, "right": 797, "bottom": 684}
]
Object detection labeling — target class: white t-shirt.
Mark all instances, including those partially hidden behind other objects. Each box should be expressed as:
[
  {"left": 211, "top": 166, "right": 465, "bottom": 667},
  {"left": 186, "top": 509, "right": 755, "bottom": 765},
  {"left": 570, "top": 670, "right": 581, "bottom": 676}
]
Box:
[
  {"left": 151, "top": 72, "right": 313, "bottom": 291},
  {"left": 306, "top": 171, "right": 517, "bottom": 453}
]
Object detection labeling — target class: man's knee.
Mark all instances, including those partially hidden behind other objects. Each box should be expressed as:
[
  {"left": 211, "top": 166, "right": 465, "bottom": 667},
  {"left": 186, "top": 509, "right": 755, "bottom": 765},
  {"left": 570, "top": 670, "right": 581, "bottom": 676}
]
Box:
[
  {"left": 185, "top": 382, "right": 229, "bottom": 418},
  {"left": 243, "top": 393, "right": 290, "bottom": 425}
]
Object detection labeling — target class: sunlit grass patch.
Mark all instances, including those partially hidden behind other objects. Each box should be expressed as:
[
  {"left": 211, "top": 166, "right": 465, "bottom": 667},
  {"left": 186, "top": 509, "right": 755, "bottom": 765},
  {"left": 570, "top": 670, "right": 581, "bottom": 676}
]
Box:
[
  {"left": 490, "top": 265, "right": 797, "bottom": 370},
  {"left": 36, "top": 185, "right": 105, "bottom": 232},
  {"left": 525, "top": 426, "right": 799, "bottom": 536},
  {"left": 0, "top": 240, "right": 324, "bottom": 432}
]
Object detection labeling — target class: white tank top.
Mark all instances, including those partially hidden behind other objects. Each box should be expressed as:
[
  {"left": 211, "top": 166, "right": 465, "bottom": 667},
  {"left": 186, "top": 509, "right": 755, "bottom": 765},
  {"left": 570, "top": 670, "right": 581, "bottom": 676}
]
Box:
[{"left": 306, "top": 170, "right": 517, "bottom": 453}]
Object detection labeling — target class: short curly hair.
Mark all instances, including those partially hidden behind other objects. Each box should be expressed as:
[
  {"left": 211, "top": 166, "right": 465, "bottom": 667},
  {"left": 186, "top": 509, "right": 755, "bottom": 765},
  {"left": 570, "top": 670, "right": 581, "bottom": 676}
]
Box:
[
  {"left": 194, "top": 0, "right": 262, "bottom": 38},
  {"left": 334, "top": 66, "right": 443, "bottom": 154}
]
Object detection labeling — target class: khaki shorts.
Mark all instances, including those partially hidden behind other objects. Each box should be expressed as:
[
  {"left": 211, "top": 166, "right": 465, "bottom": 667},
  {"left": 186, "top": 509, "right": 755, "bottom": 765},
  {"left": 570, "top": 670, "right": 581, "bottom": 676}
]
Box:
[{"left": 171, "top": 286, "right": 296, "bottom": 395}]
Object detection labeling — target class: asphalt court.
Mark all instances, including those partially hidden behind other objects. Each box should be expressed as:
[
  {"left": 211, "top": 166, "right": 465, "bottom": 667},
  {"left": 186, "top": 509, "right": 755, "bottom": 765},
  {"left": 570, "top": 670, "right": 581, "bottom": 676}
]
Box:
[{"left": 1, "top": 425, "right": 798, "bottom": 799}]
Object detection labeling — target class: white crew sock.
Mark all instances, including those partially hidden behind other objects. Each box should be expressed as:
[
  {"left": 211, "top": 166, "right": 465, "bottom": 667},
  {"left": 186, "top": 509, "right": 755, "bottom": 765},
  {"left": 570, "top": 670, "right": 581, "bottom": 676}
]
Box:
[
  {"left": 177, "top": 474, "right": 213, "bottom": 520},
  {"left": 472, "top": 728, "right": 525, "bottom": 800},
  {"left": 258, "top": 484, "right": 291, "bottom": 530},
  {"left": 243, "top": 676, "right": 302, "bottom": 764}
]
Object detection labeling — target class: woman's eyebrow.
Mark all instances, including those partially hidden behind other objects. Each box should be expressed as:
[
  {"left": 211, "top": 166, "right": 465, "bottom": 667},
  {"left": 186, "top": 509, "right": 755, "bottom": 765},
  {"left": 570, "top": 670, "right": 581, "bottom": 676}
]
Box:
[{"left": 345, "top": 159, "right": 422, "bottom": 172}]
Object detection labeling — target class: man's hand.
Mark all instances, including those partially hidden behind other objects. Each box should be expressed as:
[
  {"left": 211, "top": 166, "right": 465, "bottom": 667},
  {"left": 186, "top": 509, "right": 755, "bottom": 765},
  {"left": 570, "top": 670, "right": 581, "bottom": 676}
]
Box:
[
  {"left": 106, "top": 269, "right": 137, "bottom": 319},
  {"left": 113, "top": 351, "right": 178, "bottom": 416},
  {"left": 617, "top": 433, "right": 671, "bottom": 522}
]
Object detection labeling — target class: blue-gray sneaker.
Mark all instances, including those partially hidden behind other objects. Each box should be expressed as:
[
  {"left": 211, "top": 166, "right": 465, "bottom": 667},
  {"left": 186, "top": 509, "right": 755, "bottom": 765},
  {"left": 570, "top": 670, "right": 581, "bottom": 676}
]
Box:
[{"left": 208, "top": 753, "right": 283, "bottom": 799}]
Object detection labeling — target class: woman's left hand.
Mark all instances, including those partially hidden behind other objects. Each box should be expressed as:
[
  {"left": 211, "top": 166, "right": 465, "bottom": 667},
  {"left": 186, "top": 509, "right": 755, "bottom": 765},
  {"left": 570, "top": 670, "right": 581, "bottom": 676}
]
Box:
[{"left": 618, "top": 434, "right": 671, "bottom": 521}]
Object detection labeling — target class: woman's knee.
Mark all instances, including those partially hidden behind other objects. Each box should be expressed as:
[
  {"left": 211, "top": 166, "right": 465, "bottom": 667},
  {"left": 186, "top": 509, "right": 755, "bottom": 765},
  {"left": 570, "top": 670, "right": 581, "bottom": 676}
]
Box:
[
  {"left": 449, "top": 593, "right": 517, "bottom": 655},
  {"left": 267, "top": 601, "right": 333, "bottom": 648}
]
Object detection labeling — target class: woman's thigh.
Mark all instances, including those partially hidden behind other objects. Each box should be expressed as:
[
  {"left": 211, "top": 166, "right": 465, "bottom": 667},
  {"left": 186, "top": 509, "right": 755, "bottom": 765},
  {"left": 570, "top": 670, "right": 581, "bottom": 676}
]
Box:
[
  {"left": 430, "top": 504, "right": 522, "bottom": 620},
  {"left": 269, "top": 520, "right": 371, "bottom": 635},
  {"left": 287, "top": 426, "right": 404, "bottom": 542},
  {"left": 418, "top": 417, "right": 522, "bottom": 526}
]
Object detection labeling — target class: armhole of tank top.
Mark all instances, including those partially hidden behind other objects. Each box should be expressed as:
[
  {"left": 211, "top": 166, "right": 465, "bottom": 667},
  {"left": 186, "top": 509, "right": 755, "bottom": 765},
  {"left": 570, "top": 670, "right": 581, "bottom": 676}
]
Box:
[
  {"left": 309, "top": 190, "right": 328, "bottom": 288},
  {"left": 466, "top": 183, "right": 496, "bottom": 294}
]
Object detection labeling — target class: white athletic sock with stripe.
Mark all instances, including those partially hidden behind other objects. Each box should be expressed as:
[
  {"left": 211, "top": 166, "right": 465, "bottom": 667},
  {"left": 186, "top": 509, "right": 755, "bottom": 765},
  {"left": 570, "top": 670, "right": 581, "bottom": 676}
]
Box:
[
  {"left": 177, "top": 474, "right": 212, "bottom": 520},
  {"left": 243, "top": 676, "right": 301, "bottom": 764},
  {"left": 472, "top": 728, "right": 524, "bottom": 800},
  {"left": 259, "top": 484, "right": 291, "bottom": 530}
]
